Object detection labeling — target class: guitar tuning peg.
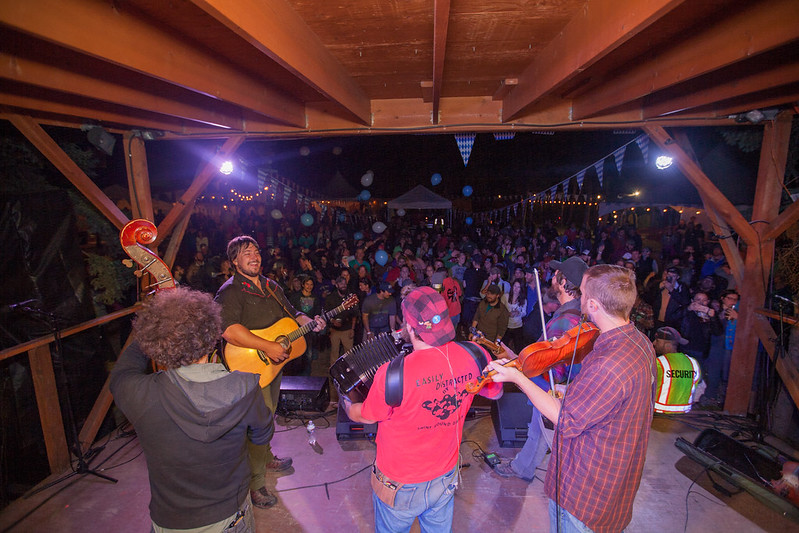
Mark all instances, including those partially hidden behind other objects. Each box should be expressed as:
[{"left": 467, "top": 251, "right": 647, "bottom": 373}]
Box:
[
  {"left": 134, "top": 270, "right": 143, "bottom": 278},
  {"left": 122, "top": 259, "right": 134, "bottom": 268}
]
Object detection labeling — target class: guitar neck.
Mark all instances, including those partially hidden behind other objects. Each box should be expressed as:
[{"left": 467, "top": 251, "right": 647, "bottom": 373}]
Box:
[{"left": 285, "top": 302, "right": 348, "bottom": 343}]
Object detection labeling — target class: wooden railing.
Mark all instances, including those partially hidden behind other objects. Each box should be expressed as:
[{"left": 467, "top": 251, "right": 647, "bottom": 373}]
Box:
[{"left": 0, "top": 304, "right": 141, "bottom": 474}]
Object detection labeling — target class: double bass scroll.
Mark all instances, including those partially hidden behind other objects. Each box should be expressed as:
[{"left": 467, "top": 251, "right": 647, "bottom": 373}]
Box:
[{"left": 120, "top": 219, "right": 176, "bottom": 294}]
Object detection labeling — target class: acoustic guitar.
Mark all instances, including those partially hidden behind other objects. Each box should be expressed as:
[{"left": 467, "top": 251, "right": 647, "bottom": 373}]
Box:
[{"left": 224, "top": 294, "right": 359, "bottom": 387}]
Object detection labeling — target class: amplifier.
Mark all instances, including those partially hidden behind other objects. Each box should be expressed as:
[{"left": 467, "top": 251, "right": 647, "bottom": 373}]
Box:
[
  {"left": 492, "top": 391, "right": 533, "bottom": 447},
  {"left": 278, "top": 376, "right": 330, "bottom": 413},
  {"left": 336, "top": 400, "right": 378, "bottom": 440}
]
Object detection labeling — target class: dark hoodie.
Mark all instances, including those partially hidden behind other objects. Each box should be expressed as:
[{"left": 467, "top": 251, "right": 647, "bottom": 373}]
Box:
[{"left": 110, "top": 342, "right": 272, "bottom": 529}]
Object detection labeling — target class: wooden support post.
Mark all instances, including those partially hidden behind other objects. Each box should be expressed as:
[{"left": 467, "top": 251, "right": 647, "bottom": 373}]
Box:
[
  {"left": 163, "top": 209, "right": 193, "bottom": 270},
  {"left": 123, "top": 132, "right": 155, "bottom": 222},
  {"left": 8, "top": 115, "right": 129, "bottom": 229},
  {"left": 28, "top": 345, "right": 70, "bottom": 474},
  {"left": 725, "top": 114, "right": 792, "bottom": 414},
  {"left": 155, "top": 136, "right": 244, "bottom": 246},
  {"left": 752, "top": 315, "right": 799, "bottom": 410}
]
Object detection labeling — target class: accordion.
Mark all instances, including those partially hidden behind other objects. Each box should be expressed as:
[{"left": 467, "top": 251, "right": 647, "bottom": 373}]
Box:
[{"left": 330, "top": 332, "right": 411, "bottom": 403}]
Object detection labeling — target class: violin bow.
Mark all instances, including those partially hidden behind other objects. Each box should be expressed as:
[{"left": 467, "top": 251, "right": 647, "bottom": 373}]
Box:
[{"left": 533, "top": 268, "right": 557, "bottom": 392}]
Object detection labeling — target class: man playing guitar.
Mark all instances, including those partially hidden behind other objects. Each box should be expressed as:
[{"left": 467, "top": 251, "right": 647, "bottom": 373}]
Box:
[{"left": 215, "top": 236, "right": 325, "bottom": 509}]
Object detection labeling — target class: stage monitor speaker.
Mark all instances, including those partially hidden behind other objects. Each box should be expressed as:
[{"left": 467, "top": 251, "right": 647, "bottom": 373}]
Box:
[
  {"left": 336, "top": 400, "right": 378, "bottom": 440},
  {"left": 278, "top": 376, "right": 329, "bottom": 413},
  {"left": 492, "top": 391, "right": 532, "bottom": 447}
]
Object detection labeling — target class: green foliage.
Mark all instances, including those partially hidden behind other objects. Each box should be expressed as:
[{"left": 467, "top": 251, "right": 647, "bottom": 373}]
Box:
[
  {"left": 717, "top": 116, "right": 799, "bottom": 181},
  {"left": 84, "top": 252, "right": 135, "bottom": 306}
]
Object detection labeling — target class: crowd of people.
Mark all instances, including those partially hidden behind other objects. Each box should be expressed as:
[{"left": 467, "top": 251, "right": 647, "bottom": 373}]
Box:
[
  {"left": 173, "top": 209, "right": 737, "bottom": 409},
  {"left": 118, "top": 207, "right": 743, "bottom": 532}
]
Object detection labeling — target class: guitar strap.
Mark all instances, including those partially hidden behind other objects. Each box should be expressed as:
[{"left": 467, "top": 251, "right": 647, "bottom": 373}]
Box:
[
  {"left": 262, "top": 278, "right": 297, "bottom": 319},
  {"left": 384, "top": 341, "right": 489, "bottom": 408}
]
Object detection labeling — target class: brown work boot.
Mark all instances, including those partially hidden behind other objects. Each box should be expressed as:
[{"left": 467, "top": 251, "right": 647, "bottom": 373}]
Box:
[
  {"left": 265, "top": 455, "right": 293, "bottom": 472},
  {"left": 250, "top": 487, "right": 278, "bottom": 508}
]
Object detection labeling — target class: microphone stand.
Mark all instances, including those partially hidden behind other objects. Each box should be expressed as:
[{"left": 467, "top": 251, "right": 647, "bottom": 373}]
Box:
[{"left": 22, "top": 305, "right": 117, "bottom": 497}]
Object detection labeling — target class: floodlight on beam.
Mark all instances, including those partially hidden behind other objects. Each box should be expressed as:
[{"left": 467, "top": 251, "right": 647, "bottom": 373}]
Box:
[
  {"left": 83, "top": 125, "right": 116, "bottom": 156},
  {"left": 655, "top": 155, "right": 674, "bottom": 170},
  {"left": 219, "top": 160, "right": 234, "bottom": 175}
]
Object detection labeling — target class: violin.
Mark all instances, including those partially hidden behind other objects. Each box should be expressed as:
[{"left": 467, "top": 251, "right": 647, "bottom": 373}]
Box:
[
  {"left": 468, "top": 327, "right": 505, "bottom": 356},
  {"left": 465, "top": 321, "right": 600, "bottom": 394},
  {"left": 120, "top": 219, "right": 175, "bottom": 294}
]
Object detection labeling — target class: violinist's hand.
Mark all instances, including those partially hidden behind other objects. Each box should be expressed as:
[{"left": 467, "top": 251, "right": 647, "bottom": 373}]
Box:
[{"left": 487, "top": 359, "right": 525, "bottom": 386}]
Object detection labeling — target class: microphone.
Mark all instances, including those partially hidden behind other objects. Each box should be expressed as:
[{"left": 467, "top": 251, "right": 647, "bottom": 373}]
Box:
[
  {"left": 8, "top": 298, "right": 38, "bottom": 310},
  {"left": 772, "top": 294, "right": 796, "bottom": 305}
]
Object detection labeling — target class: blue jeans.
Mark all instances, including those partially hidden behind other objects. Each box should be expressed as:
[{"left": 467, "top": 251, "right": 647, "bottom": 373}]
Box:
[
  {"left": 373, "top": 466, "right": 458, "bottom": 533},
  {"left": 549, "top": 499, "right": 594, "bottom": 533},
  {"left": 510, "top": 376, "right": 550, "bottom": 480}
]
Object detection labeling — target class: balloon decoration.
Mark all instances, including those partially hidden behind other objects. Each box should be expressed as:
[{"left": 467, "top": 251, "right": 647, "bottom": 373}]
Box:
[
  {"left": 299, "top": 146, "right": 310, "bottom": 156},
  {"left": 360, "top": 189, "right": 371, "bottom": 201},
  {"left": 397, "top": 209, "right": 406, "bottom": 217},
  {"left": 353, "top": 231, "right": 364, "bottom": 241},
  {"left": 431, "top": 173, "right": 442, "bottom": 186},
  {"left": 465, "top": 217, "right": 473, "bottom": 225},
  {"left": 462, "top": 185, "right": 473, "bottom": 197},
  {"left": 300, "top": 213, "right": 314, "bottom": 226},
  {"left": 375, "top": 250, "right": 389, "bottom": 266},
  {"left": 270, "top": 209, "right": 283, "bottom": 219},
  {"left": 360, "top": 170, "right": 374, "bottom": 187},
  {"left": 372, "top": 221, "right": 387, "bottom": 234}
]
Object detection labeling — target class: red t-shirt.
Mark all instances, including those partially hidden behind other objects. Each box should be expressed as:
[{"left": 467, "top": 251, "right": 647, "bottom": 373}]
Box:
[
  {"left": 442, "top": 277, "right": 462, "bottom": 317},
  {"left": 361, "top": 343, "right": 501, "bottom": 483}
]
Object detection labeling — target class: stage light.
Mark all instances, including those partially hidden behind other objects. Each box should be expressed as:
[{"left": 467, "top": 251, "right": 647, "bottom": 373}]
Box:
[
  {"left": 655, "top": 155, "right": 673, "bottom": 170},
  {"left": 220, "top": 160, "right": 234, "bottom": 175},
  {"left": 84, "top": 125, "right": 116, "bottom": 156}
]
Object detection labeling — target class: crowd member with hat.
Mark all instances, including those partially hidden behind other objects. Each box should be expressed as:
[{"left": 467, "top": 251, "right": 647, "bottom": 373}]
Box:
[
  {"left": 472, "top": 284, "right": 510, "bottom": 344},
  {"left": 494, "top": 256, "right": 588, "bottom": 482},
  {"left": 342, "top": 286, "right": 503, "bottom": 532},
  {"left": 361, "top": 281, "right": 398, "bottom": 339},
  {"left": 653, "top": 326, "right": 704, "bottom": 414}
]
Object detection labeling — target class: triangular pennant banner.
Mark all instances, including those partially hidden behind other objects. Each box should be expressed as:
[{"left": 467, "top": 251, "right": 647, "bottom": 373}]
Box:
[
  {"left": 635, "top": 135, "right": 650, "bottom": 165},
  {"left": 493, "top": 132, "right": 516, "bottom": 141},
  {"left": 595, "top": 160, "right": 604, "bottom": 188},
  {"left": 455, "top": 133, "right": 476, "bottom": 166},
  {"left": 614, "top": 147, "right": 625, "bottom": 173},
  {"left": 576, "top": 170, "right": 586, "bottom": 188}
]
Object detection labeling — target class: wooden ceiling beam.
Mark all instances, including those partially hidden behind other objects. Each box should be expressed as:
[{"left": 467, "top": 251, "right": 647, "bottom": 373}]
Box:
[
  {"left": 431, "top": 0, "right": 451, "bottom": 125},
  {"left": 765, "top": 199, "right": 799, "bottom": 241},
  {"left": 644, "top": 60, "right": 799, "bottom": 118},
  {"left": 708, "top": 90, "right": 799, "bottom": 119},
  {"left": 0, "top": 0, "right": 306, "bottom": 127},
  {"left": 644, "top": 125, "right": 759, "bottom": 245},
  {"left": 502, "top": 0, "right": 687, "bottom": 121},
  {"left": 0, "top": 92, "right": 206, "bottom": 134},
  {"left": 573, "top": 0, "right": 799, "bottom": 119},
  {"left": 0, "top": 52, "right": 244, "bottom": 130},
  {"left": 189, "top": 0, "right": 370, "bottom": 125},
  {"left": 8, "top": 114, "right": 129, "bottom": 229}
]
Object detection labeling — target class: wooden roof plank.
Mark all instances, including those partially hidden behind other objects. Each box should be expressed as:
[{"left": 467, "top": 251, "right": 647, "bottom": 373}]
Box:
[
  {"left": 0, "top": 51, "right": 243, "bottom": 130},
  {"left": 572, "top": 0, "right": 799, "bottom": 119},
  {"left": 644, "top": 59, "right": 799, "bottom": 118},
  {"left": 502, "top": 0, "right": 688, "bottom": 121},
  {"left": 0, "top": 0, "right": 306, "bottom": 127},
  {"left": 431, "top": 0, "right": 451, "bottom": 124},
  {"left": 189, "top": 0, "right": 370, "bottom": 125}
]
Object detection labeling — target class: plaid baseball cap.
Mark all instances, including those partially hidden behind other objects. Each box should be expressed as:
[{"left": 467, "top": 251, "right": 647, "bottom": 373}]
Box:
[{"left": 401, "top": 286, "right": 455, "bottom": 347}]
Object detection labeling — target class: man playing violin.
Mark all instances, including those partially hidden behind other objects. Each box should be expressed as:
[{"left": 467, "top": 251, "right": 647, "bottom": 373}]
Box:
[
  {"left": 493, "top": 256, "right": 588, "bottom": 481},
  {"left": 489, "top": 264, "right": 656, "bottom": 533},
  {"left": 214, "top": 236, "right": 326, "bottom": 509}
]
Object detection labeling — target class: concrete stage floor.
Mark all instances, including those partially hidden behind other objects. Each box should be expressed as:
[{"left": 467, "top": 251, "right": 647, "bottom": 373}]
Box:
[{"left": 1, "top": 397, "right": 797, "bottom": 533}]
